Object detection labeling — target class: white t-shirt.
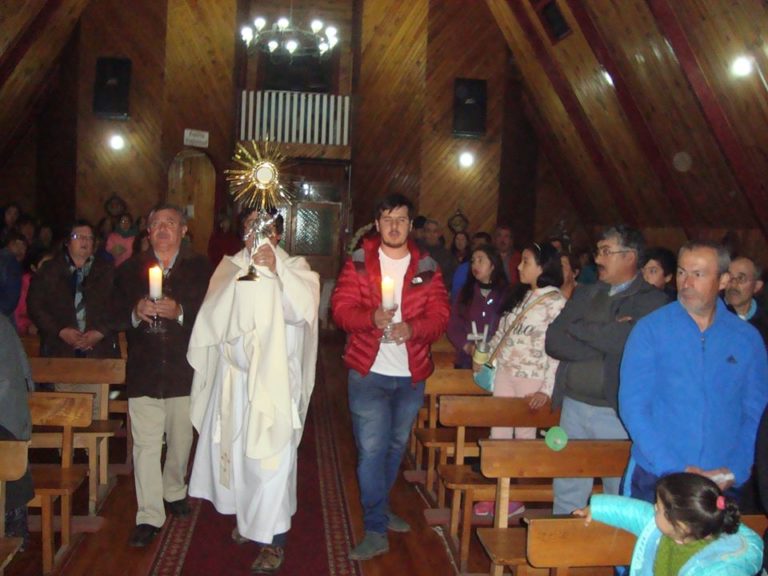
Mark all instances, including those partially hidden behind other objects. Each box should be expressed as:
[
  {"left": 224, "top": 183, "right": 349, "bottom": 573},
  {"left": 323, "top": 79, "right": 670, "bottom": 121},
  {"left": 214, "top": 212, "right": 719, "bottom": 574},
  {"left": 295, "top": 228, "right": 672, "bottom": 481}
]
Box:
[{"left": 370, "top": 248, "right": 412, "bottom": 377}]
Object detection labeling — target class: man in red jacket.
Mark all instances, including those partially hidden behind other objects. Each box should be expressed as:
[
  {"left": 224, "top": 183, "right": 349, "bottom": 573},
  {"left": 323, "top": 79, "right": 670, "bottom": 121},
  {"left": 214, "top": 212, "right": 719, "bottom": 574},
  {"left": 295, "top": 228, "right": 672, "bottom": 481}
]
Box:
[{"left": 332, "top": 194, "right": 450, "bottom": 561}]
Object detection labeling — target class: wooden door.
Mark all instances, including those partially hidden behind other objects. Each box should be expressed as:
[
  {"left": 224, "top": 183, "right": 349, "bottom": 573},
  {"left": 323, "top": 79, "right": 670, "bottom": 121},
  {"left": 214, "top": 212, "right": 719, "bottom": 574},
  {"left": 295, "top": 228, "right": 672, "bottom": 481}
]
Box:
[{"left": 167, "top": 149, "right": 216, "bottom": 256}]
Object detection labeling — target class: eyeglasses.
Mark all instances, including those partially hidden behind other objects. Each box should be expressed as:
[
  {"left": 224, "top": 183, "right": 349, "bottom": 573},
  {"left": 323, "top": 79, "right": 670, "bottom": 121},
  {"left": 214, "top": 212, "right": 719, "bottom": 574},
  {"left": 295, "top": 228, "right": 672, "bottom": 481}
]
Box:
[
  {"left": 728, "top": 273, "right": 754, "bottom": 285},
  {"left": 593, "top": 247, "right": 631, "bottom": 258},
  {"left": 70, "top": 233, "right": 94, "bottom": 241}
]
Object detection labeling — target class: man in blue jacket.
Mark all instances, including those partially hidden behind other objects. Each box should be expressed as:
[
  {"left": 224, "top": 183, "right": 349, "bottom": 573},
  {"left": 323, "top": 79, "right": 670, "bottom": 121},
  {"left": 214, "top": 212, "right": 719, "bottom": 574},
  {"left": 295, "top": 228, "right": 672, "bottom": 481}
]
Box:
[{"left": 620, "top": 240, "right": 768, "bottom": 503}]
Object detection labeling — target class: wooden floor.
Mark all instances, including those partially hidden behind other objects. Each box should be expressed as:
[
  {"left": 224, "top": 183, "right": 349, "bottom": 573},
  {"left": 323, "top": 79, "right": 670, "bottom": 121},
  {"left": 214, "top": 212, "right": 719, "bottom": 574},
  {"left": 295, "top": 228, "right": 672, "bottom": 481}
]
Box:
[{"left": 7, "top": 331, "right": 608, "bottom": 576}]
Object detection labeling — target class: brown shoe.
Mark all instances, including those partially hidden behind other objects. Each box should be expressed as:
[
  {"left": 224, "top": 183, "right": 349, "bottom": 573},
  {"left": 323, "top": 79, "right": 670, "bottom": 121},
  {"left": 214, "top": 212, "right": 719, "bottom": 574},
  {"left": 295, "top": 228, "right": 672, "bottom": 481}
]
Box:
[
  {"left": 232, "top": 526, "right": 250, "bottom": 545},
  {"left": 251, "top": 545, "right": 284, "bottom": 574}
]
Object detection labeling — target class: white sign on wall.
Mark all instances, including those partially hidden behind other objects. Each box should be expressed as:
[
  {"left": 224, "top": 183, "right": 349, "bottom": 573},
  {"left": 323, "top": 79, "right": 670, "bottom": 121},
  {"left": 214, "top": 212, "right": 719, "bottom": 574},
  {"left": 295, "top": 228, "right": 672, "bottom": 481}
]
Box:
[{"left": 183, "top": 129, "right": 209, "bottom": 148}]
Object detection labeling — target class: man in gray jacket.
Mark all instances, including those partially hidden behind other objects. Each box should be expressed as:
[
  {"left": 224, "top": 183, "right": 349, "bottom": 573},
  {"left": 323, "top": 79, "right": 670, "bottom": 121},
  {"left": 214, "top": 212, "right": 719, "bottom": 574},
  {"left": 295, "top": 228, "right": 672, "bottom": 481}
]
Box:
[{"left": 545, "top": 225, "right": 668, "bottom": 514}]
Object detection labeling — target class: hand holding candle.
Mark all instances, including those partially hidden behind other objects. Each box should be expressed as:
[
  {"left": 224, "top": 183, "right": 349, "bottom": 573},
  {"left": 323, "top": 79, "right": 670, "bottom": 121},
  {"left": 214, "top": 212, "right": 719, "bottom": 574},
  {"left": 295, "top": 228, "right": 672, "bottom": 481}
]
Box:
[
  {"left": 381, "top": 276, "right": 395, "bottom": 310},
  {"left": 148, "top": 266, "right": 163, "bottom": 300}
]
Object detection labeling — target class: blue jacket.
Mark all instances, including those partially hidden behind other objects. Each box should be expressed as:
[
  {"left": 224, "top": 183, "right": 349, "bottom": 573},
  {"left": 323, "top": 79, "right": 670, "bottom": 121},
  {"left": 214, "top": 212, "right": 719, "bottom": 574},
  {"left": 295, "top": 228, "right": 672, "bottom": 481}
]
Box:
[
  {"left": 619, "top": 299, "right": 768, "bottom": 485},
  {"left": 591, "top": 494, "right": 763, "bottom": 576}
]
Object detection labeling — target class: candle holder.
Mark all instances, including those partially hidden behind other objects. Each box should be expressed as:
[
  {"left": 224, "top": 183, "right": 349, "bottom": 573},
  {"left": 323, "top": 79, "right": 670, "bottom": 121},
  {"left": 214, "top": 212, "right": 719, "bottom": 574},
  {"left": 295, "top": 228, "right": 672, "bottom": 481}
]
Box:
[
  {"left": 379, "top": 304, "right": 398, "bottom": 344},
  {"left": 239, "top": 211, "right": 277, "bottom": 282},
  {"left": 144, "top": 296, "right": 167, "bottom": 334}
]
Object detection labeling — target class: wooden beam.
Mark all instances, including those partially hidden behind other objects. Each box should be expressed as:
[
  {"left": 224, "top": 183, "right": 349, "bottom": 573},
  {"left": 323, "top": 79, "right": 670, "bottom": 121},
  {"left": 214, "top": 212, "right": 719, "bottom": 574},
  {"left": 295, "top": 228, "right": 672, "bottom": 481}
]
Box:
[
  {"left": 566, "top": 0, "right": 696, "bottom": 240},
  {"left": 647, "top": 0, "right": 768, "bottom": 242},
  {"left": 505, "top": 0, "right": 637, "bottom": 227},
  {"left": 0, "top": 0, "right": 63, "bottom": 88}
]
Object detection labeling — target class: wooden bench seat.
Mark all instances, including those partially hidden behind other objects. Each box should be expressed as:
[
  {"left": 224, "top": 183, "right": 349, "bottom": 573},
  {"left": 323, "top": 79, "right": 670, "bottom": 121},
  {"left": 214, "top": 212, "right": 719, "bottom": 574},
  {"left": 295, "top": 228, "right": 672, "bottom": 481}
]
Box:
[
  {"left": 32, "top": 420, "right": 123, "bottom": 514},
  {"left": 0, "top": 440, "right": 29, "bottom": 575},
  {"left": 476, "top": 438, "right": 632, "bottom": 576},
  {"left": 29, "top": 356, "right": 128, "bottom": 511},
  {"left": 519, "top": 514, "right": 768, "bottom": 575},
  {"left": 431, "top": 396, "right": 561, "bottom": 572},
  {"left": 28, "top": 392, "right": 93, "bottom": 574},
  {"left": 406, "top": 368, "right": 487, "bottom": 503}
]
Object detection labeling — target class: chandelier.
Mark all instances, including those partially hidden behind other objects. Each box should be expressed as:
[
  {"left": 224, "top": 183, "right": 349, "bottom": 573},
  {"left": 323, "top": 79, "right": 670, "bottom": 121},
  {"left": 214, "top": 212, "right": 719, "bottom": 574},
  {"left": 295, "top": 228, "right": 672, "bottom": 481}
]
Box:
[{"left": 240, "top": 9, "right": 339, "bottom": 58}]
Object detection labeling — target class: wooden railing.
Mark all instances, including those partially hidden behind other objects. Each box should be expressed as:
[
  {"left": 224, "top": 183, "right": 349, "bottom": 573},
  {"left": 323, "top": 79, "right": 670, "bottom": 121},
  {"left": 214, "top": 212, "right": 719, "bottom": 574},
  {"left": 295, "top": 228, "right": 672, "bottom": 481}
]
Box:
[{"left": 239, "top": 90, "right": 351, "bottom": 146}]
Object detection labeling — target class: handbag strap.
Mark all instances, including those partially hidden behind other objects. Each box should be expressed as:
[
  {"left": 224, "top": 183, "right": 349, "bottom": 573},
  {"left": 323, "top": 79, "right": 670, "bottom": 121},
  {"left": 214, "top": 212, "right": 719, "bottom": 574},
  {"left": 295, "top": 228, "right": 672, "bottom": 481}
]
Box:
[{"left": 486, "top": 290, "right": 559, "bottom": 365}]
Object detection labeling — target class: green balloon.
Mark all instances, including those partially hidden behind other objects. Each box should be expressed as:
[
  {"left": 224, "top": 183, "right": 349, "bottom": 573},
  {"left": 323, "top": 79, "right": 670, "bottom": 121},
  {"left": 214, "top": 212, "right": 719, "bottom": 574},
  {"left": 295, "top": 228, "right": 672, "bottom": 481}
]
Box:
[{"left": 544, "top": 426, "right": 568, "bottom": 451}]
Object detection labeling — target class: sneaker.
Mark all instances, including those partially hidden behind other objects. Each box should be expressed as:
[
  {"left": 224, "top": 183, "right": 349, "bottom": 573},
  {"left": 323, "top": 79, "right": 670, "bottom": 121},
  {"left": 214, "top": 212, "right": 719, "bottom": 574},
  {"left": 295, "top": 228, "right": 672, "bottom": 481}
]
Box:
[
  {"left": 349, "top": 531, "right": 389, "bottom": 561},
  {"left": 472, "top": 501, "right": 526, "bottom": 517},
  {"left": 250, "top": 544, "right": 284, "bottom": 574},
  {"left": 507, "top": 501, "right": 525, "bottom": 516},
  {"left": 386, "top": 512, "right": 410, "bottom": 533},
  {"left": 473, "top": 501, "right": 494, "bottom": 517}
]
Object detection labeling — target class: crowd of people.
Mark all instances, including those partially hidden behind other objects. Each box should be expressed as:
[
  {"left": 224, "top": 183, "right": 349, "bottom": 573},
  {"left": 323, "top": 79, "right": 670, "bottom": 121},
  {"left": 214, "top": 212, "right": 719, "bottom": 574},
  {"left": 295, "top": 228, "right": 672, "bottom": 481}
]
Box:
[{"left": 3, "top": 195, "right": 768, "bottom": 574}]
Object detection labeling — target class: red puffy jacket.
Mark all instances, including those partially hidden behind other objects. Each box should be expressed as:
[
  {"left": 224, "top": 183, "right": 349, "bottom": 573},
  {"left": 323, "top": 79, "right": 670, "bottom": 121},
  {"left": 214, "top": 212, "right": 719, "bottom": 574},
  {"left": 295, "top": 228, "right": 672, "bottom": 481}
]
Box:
[{"left": 331, "top": 236, "right": 450, "bottom": 382}]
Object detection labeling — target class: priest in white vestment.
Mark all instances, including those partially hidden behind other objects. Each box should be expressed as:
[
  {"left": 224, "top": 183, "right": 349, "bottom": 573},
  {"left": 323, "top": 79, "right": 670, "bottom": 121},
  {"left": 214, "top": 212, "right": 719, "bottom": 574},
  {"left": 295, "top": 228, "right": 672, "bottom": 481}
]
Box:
[{"left": 188, "top": 213, "right": 319, "bottom": 574}]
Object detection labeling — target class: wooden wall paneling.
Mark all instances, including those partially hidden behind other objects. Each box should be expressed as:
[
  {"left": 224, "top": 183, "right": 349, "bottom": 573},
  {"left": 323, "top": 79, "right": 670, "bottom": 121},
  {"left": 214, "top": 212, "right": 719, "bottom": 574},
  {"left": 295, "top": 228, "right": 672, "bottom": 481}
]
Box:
[
  {"left": 505, "top": 1, "right": 637, "bottom": 227},
  {"left": 566, "top": 0, "right": 695, "bottom": 237},
  {"left": 648, "top": 0, "right": 768, "bottom": 241},
  {"left": 498, "top": 64, "right": 539, "bottom": 246},
  {"left": 0, "top": 0, "right": 89, "bottom": 162},
  {"left": 77, "top": 0, "right": 168, "bottom": 224},
  {"left": 580, "top": 0, "right": 752, "bottom": 230},
  {"left": 161, "top": 0, "right": 237, "bottom": 250},
  {"left": 418, "top": 0, "right": 506, "bottom": 237},
  {"left": 36, "top": 31, "right": 80, "bottom": 229},
  {"left": 350, "top": 0, "right": 428, "bottom": 230},
  {"left": 486, "top": 0, "right": 622, "bottom": 227},
  {"left": 0, "top": 127, "right": 37, "bottom": 213},
  {"left": 521, "top": 92, "right": 596, "bottom": 244}
]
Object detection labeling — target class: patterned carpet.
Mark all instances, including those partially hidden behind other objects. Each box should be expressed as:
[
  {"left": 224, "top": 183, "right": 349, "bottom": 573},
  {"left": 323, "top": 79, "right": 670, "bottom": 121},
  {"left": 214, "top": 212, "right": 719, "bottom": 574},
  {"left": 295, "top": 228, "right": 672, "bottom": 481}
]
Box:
[{"left": 149, "top": 361, "right": 362, "bottom": 576}]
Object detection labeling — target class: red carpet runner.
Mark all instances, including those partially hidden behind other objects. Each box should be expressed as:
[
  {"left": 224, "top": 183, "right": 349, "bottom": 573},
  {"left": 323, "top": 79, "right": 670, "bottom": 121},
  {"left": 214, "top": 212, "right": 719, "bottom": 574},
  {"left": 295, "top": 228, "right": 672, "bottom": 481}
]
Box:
[{"left": 149, "top": 364, "right": 362, "bottom": 576}]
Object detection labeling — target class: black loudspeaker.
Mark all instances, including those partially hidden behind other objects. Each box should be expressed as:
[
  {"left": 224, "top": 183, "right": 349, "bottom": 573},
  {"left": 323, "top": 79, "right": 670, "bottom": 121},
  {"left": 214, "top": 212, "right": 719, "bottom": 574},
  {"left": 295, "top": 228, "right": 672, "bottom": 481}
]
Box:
[
  {"left": 93, "top": 57, "right": 131, "bottom": 118},
  {"left": 453, "top": 78, "right": 487, "bottom": 138}
]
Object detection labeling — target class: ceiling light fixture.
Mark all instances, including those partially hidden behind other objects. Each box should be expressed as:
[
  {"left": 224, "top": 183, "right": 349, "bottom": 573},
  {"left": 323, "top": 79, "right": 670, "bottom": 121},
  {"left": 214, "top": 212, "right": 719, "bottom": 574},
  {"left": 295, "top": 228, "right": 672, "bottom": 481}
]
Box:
[{"left": 240, "top": 2, "right": 339, "bottom": 59}]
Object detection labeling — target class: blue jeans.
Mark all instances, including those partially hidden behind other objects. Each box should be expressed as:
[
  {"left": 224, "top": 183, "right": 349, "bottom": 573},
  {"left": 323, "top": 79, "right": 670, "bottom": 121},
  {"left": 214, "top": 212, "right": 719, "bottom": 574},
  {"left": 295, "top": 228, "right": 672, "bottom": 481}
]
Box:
[
  {"left": 553, "top": 396, "right": 629, "bottom": 514},
  {"left": 348, "top": 370, "right": 425, "bottom": 533}
]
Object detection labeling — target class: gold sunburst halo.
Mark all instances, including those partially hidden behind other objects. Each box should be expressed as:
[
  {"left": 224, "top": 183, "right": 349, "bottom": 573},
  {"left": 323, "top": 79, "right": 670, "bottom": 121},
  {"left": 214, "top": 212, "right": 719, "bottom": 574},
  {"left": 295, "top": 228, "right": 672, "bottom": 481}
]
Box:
[{"left": 225, "top": 140, "right": 295, "bottom": 210}]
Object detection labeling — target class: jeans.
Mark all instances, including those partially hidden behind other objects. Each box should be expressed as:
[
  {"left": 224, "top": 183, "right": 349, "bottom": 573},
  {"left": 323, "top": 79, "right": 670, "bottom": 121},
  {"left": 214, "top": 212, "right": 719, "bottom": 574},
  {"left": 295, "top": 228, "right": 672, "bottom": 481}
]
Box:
[
  {"left": 553, "top": 396, "right": 629, "bottom": 514},
  {"left": 348, "top": 369, "right": 425, "bottom": 533}
]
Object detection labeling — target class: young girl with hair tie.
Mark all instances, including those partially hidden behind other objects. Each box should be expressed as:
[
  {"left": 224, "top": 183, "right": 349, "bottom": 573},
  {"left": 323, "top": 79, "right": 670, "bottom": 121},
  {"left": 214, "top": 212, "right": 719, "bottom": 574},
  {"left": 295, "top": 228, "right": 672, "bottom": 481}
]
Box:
[{"left": 575, "top": 472, "right": 763, "bottom": 575}]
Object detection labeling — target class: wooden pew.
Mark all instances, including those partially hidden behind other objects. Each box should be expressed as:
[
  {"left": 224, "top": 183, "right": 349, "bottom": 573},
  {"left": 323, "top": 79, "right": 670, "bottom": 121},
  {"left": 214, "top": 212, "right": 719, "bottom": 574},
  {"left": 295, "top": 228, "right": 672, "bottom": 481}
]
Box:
[
  {"left": 0, "top": 440, "right": 28, "bottom": 575},
  {"left": 432, "top": 396, "right": 561, "bottom": 573},
  {"left": 28, "top": 392, "right": 93, "bottom": 575},
  {"left": 407, "top": 350, "right": 455, "bottom": 468},
  {"left": 21, "top": 332, "right": 128, "bottom": 360},
  {"left": 476, "top": 439, "right": 632, "bottom": 576},
  {"left": 29, "top": 357, "right": 126, "bottom": 514},
  {"left": 405, "top": 367, "right": 488, "bottom": 505},
  {"left": 525, "top": 514, "right": 768, "bottom": 575}
]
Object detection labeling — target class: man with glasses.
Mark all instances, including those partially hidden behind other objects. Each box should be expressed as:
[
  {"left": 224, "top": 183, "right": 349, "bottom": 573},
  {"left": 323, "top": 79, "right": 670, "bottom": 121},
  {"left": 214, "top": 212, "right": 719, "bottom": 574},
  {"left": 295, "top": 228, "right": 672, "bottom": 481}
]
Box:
[
  {"left": 332, "top": 193, "right": 450, "bottom": 561},
  {"left": 114, "top": 204, "right": 211, "bottom": 547},
  {"left": 725, "top": 256, "right": 768, "bottom": 346},
  {"left": 28, "top": 219, "right": 119, "bottom": 360},
  {"left": 619, "top": 241, "right": 768, "bottom": 505},
  {"left": 545, "top": 225, "right": 667, "bottom": 514}
]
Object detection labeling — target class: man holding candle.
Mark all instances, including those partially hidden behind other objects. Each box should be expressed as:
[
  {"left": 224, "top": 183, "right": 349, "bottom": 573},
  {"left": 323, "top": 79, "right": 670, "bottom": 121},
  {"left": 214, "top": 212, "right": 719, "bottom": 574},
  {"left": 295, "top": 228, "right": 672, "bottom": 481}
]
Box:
[
  {"left": 114, "top": 204, "right": 211, "bottom": 548},
  {"left": 331, "top": 193, "right": 450, "bottom": 561},
  {"left": 187, "top": 209, "right": 319, "bottom": 574}
]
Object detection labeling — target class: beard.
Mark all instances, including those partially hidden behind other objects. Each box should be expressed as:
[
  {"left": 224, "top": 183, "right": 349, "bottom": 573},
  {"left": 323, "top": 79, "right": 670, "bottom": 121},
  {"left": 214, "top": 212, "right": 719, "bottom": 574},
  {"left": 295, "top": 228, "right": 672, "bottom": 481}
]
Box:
[{"left": 382, "top": 235, "right": 408, "bottom": 249}]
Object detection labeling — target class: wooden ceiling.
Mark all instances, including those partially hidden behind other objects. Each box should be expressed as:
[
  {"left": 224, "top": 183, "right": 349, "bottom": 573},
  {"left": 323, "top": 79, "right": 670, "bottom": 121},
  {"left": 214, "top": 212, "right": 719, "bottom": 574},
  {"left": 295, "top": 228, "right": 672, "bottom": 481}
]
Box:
[
  {"left": 1, "top": 0, "right": 768, "bottom": 252},
  {"left": 487, "top": 0, "right": 768, "bottom": 241}
]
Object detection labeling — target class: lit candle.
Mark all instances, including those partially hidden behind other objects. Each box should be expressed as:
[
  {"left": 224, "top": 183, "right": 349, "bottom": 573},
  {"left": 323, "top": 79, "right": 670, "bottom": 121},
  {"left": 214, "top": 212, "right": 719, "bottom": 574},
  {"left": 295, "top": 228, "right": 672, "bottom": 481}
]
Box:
[
  {"left": 381, "top": 276, "right": 395, "bottom": 310},
  {"left": 148, "top": 266, "right": 163, "bottom": 300}
]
